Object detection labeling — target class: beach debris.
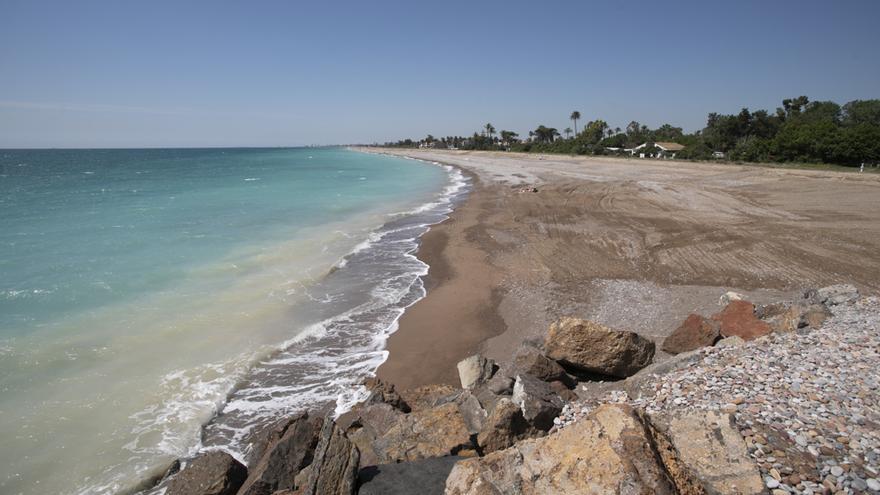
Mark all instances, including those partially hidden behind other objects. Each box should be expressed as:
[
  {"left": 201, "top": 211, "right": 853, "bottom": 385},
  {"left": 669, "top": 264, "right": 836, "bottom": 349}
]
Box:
[
  {"left": 456, "top": 354, "right": 497, "bottom": 390},
  {"left": 166, "top": 450, "right": 247, "bottom": 495},
  {"left": 661, "top": 313, "right": 721, "bottom": 355},
  {"left": 544, "top": 317, "right": 655, "bottom": 378}
]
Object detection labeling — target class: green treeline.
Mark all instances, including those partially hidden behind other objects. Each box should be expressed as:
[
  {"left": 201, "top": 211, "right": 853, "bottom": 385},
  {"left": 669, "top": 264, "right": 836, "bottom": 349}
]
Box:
[{"left": 383, "top": 96, "right": 880, "bottom": 167}]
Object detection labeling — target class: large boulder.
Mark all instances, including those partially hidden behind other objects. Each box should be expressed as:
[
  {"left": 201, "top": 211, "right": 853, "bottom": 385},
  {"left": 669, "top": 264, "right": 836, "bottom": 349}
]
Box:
[
  {"left": 166, "top": 451, "right": 247, "bottom": 495},
  {"left": 371, "top": 402, "right": 474, "bottom": 463},
  {"left": 810, "top": 284, "right": 859, "bottom": 306},
  {"left": 300, "top": 420, "right": 359, "bottom": 495},
  {"left": 511, "top": 374, "right": 564, "bottom": 431},
  {"left": 456, "top": 354, "right": 496, "bottom": 390},
  {"left": 237, "top": 413, "right": 324, "bottom": 495},
  {"left": 646, "top": 410, "right": 763, "bottom": 495},
  {"left": 711, "top": 301, "right": 771, "bottom": 341},
  {"left": 662, "top": 314, "right": 720, "bottom": 354},
  {"left": 358, "top": 456, "right": 463, "bottom": 495},
  {"left": 476, "top": 398, "right": 541, "bottom": 454},
  {"left": 544, "top": 317, "right": 655, "bottom": 378},
  {"left": 445, "top": 404, "right": 674, "bottom": 494}
]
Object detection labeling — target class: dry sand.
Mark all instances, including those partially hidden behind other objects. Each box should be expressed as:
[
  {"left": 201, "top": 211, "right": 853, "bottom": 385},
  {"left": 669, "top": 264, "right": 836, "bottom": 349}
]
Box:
[{"left": 367, "top": 149, "right": 880, "bottom": 390}]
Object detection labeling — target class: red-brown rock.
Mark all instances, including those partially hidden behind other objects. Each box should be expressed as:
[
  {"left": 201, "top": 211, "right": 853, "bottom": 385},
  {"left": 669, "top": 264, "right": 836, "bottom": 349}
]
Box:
[
  {"left": 712, "top": 300, "right": 771, "bottom": 340},
  {"left": 662, "top": 314, "right": 721, "bottom": 354}
]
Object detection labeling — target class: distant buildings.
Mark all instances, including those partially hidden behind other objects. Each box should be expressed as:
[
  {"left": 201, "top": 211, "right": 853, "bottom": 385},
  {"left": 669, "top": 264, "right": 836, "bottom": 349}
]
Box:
[{"left": 626, "top": 141, "right": 686, "bottom": 158}]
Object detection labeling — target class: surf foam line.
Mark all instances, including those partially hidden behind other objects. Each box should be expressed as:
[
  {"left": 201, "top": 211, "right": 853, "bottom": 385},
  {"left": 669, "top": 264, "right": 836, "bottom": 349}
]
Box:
[{"left": 124, "top": 158, "right": 469, "bottom": 495}]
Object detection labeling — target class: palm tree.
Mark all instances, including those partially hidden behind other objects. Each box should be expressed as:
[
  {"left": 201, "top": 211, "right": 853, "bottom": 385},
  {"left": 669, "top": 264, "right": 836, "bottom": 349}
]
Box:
[
  {"left": 570, "top": 111, "right": 581, "bottom": 136},
  {"left": 564, "top": 127, "right": 573, "bottom": 139},
  {"left": 485, "top": 123, "right": 496, "bottom": 141}
]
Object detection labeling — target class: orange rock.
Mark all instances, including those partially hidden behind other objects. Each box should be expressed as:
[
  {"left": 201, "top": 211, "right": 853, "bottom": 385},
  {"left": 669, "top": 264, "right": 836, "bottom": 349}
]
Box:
[{"left": 712, "top": 300, "right": 772, "bottom": 340}]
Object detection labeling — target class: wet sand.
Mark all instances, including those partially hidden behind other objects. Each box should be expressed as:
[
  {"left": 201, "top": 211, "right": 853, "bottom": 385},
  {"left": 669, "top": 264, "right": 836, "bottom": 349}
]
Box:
[{"left": 372, "top": 149, "right": 880, "bottom": 390}]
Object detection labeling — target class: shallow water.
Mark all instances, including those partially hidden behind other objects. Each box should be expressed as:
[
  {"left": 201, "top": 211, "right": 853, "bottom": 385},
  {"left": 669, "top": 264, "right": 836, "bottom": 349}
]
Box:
[{"left": 0, "top": 148, "right": 464, "bottom": 494}]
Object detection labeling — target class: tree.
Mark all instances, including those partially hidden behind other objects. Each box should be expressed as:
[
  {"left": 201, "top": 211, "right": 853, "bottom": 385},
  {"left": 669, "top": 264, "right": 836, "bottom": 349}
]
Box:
[
  {"left": 564, "top": 127, "right": 573, "bottom": 139},
  {"left": 500, "top": 130, "right": 519, "bottom": 145},
  {"left": 533, "top": 125, "right": 559, "bottom": 143},
  {"left": 570, "top": 111, "right": 581, "bottom": 136},
  {"left": 484, "top": 123, "right": 496, "bottom": 140}
]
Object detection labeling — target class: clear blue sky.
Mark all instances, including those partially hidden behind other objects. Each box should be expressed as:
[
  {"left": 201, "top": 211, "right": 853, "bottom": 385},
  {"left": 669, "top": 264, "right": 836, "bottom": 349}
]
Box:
[{"left": 2, "top": 0, "right": 878, "bottom": 148}]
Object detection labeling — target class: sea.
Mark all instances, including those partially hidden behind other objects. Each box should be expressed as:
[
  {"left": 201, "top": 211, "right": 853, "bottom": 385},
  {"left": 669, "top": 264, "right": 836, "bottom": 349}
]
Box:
[{"left": 0, "top": 147, "right": 467, "bottom": 495}]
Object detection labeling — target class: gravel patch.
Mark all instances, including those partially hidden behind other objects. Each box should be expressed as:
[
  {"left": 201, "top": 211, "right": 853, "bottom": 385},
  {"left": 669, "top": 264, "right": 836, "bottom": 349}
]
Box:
[{"left": 556, "top": 296, "right": 880, "bottom": 494}]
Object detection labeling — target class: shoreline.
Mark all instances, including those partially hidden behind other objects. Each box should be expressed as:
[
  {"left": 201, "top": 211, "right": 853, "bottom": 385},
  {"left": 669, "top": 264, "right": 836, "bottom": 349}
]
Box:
[{"left": 376, "top": 173, "right": 508, "bottom": 389}]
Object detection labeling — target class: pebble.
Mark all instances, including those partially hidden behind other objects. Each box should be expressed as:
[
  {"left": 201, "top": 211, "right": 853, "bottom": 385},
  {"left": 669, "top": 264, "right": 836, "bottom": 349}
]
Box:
[{"left": 554, "top": 296, "right": 880, "bottom": 491}]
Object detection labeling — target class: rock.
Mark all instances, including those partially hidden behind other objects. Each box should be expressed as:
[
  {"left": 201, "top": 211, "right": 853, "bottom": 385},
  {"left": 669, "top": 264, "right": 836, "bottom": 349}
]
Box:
[
  {"left": 372, "top": 402, "right": 473, "bottom": 463},
  {"left": 511, "top": 374, "right": 565, "bottom": 431},
  {"left": 647, "top": 410, "right": 764, "bottom": 495},
  {"left": 511, "top": 347, "right": 569, "bottom": 383},
  {"left": 484, "top": 372, "right": 514, "bottom": 395},
  {"left": 812, "top": 284, "right": 859, "bottom": 306},
  {"left": 456, "top": 354, "right": 496, "bottom": 390},
  {"left": 237, "top": 412, "right": 324, "bottom": 495},
  {"left": 337, "top": 403, "right": 406, "bottom": 468},
  {"left": 402, "top": 384, "right": 460, "bottom": 412},
  {"left": 866, "top": 478, "right": 880, "bottom": 491},
  {"left": 361, "top": 377, "right": 410, "bottom": 412},
  {"left": 548, "top": 380, "right": 578, "bottom": 402},
  {"left": 445, "top": 404, "right": 675, "bottom": 494},
  {"left": 763, "top": 302, "right": 831, "bottom": 333},
  {"left": 712, "top": 300, "right": 772, "bottom": 341},
  {"left": 166, "top": 451, "right": 247, "bottom": 495},
  {"left": 301, "top": 420, "right": 359, "bottom": 495},
  {"left": 358, "top": 456, "right": 463, "bottom": 495},
  {"left": 662, "top": 314, "right": 721, "bottom": 354},
  {"left": 544, "top": 317, "right": 655, "bottom": 378},
  {"left": 720, "top": 291, "right": 745, "bottom": 305},
  {"left": 453, "top": 391, "right": 488, "bottom": 435},
  {"left": 476, "top": 398, "right": 541, "bottom": 454},
  {"left": 715, "top": 335, "right": 745, "bottom": 348}
]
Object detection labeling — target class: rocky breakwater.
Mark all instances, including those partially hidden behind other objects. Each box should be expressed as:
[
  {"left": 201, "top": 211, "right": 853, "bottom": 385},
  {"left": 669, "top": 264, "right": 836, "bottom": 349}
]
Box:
[{"left": 153, "top": 284, "right": 876, "bottom": 495}]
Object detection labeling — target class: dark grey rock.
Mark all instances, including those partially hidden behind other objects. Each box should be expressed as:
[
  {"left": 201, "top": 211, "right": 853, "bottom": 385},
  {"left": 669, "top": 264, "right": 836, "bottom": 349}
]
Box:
[
  {"left": 357, "top": 456, "right": 463, "bottom": 495},
  {"left": 166, "top": 451, "right": 247, "bottom": 495},
  {"left": 511, "top": 374, "right": 564, "bottom": 430}
]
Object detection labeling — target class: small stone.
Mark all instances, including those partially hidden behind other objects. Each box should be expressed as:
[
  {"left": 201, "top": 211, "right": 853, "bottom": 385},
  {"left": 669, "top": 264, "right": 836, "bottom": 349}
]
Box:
[
  {"left": 851, "top": 477, "right": 868, "bottom": 491},
  {"left": 765, "top": 476, "right": 780, "bottom": 489},
  {"left": 866, "top": 478, "right": 880, "bottom": 491},
  {"left": 830, "top": 466, "right": 843, "bottom": 477},
  {"left": 771, "top": 490, "right": 787, "bottom": 495},
  {"left": 770, "top": 468, "right": 782, "bottom": 481},
  {"left": 795, "top": 434, "right": 808, "bottom": 447}
]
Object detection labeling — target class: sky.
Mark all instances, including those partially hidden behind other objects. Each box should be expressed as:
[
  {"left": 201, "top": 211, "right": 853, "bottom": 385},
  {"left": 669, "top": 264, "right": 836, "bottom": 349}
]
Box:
[{"left": 1, "top": 0, "right": 879, "bottom": 148}]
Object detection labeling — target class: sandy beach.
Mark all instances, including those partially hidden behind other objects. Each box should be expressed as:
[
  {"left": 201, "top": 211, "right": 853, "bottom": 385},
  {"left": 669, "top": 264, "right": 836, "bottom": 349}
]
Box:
[{"left": 370, "top": 149, "right": 880, "bottom": 390}]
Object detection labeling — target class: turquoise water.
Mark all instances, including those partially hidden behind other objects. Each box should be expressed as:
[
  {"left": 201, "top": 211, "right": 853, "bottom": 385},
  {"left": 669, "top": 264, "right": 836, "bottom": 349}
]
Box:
[{"left": 0, "top": 148, "right": 462, "bottom": 494}]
